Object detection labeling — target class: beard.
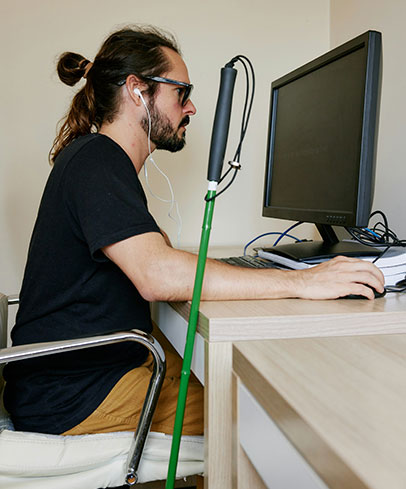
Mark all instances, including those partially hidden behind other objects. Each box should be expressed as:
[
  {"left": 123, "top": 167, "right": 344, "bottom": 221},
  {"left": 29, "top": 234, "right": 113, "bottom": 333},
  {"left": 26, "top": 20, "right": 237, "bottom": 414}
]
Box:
[{"left": 141, "top": 99, "right": 189, "bottom": 153}]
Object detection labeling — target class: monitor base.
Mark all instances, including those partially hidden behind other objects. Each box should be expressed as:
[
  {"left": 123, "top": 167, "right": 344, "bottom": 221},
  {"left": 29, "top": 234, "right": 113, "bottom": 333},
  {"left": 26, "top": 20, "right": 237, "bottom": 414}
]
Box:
[{"left": 262, "top": 240, "right": 380, "bottom": 262}]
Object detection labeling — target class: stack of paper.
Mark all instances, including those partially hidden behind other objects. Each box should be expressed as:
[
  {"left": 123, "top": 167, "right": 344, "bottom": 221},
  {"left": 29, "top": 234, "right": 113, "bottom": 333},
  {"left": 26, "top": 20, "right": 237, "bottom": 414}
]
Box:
[
  {"left": 258, "top": 247, "right": 406, "bottom": 287},
  {"left": 361, "top": 248, "right": 406, "bottom": 286}
]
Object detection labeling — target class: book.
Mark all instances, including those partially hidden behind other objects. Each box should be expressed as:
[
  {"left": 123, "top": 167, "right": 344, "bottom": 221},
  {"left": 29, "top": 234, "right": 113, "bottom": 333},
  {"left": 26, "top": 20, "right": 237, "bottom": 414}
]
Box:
[{"left": 360, "top": 247, "right": 406, "bottom": 268}]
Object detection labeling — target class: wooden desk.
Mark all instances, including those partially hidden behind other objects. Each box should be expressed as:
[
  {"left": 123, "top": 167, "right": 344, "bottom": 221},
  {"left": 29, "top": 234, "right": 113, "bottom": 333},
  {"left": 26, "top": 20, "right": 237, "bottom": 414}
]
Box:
[
  {"left": 151, "top": 293, "right": 406, "bottom": 489},
  {"left": 233, "top": 334, "right": 406, "bottom": 489}
]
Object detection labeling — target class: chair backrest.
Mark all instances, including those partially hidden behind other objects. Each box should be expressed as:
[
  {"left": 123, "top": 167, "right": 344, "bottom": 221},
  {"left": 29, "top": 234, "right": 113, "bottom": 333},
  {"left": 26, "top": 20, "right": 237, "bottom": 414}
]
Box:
[
  {"left": 0, "top": 293, "right": 8, "bottom": 389},
  {"left": 0, "top": 293, "right": 7, "bottom": 350},
  {"left": 0, "top": 293, "right": 14, "bottom": 430}
]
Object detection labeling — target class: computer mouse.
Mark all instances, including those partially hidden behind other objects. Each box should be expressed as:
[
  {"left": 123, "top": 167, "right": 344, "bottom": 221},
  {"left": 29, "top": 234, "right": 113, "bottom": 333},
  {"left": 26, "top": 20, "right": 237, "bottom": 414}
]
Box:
[{"left": 342, "top": 285, "right": 386, "bottom": 300}]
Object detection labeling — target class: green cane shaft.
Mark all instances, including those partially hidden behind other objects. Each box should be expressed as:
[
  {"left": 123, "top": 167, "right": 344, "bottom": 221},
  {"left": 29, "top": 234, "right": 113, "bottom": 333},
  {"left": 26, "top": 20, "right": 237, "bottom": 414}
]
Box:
[{"left": 165, "top": 190, "right": 216, "bottom": 488}]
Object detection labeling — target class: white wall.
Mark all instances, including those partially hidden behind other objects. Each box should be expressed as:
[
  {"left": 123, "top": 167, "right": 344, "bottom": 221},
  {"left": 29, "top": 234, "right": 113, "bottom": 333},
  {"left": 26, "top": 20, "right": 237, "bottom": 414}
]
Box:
[
  {"left": 0, "top": 0, "right": 330, "bottom": 296},
  {"left": 330, "top": 0, "right": 406, "bottom": 240}
]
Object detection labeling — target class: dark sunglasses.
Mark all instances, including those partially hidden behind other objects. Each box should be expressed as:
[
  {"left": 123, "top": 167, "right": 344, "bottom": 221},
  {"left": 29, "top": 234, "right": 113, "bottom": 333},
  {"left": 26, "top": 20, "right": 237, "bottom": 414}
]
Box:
[
  {"left": 117, "top": 75, "right": 193, "bottom": 106},
  {"left": 142, "top": 76, "right": 193, "bottom": 106}
]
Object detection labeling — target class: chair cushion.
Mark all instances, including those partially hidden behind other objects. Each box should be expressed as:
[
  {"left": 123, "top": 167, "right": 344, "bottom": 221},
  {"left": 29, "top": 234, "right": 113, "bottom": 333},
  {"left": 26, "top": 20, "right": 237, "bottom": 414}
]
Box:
[{"left": 0, "top": 429, "right": 203, "bottom": 488}]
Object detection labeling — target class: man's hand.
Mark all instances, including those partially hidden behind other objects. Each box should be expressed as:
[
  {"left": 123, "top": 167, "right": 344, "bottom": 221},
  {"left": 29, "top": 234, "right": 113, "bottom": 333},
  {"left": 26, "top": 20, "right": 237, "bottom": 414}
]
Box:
[{"left": 291, "top": 255, "right": 385, "bottom": 300}]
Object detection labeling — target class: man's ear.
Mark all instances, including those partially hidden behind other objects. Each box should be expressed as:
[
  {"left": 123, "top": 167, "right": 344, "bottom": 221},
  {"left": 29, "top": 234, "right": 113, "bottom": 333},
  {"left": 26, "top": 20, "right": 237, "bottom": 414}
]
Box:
[{"left": 125, "top": 74, "right": 148, "bottom": 106}]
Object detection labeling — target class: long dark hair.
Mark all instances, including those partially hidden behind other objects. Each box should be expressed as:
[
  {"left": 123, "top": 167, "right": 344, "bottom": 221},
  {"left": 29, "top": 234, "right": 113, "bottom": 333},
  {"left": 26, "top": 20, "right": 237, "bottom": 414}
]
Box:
[{"left": 50, "top": 26, "right": 180, "bottom": 163}]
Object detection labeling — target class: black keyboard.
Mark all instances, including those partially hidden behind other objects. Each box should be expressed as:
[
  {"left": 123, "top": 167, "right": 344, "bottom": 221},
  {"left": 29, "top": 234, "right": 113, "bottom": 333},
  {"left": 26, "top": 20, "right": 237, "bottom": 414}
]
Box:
[{"left": 216, "top": 255, "right": 278, "bottom": 269}]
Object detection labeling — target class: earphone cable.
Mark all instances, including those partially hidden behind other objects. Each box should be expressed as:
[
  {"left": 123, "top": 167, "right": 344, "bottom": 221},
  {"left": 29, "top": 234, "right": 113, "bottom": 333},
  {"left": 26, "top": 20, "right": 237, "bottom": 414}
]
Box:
[{"left": 142, "top": 98, "right": 183, "bottom": 246}]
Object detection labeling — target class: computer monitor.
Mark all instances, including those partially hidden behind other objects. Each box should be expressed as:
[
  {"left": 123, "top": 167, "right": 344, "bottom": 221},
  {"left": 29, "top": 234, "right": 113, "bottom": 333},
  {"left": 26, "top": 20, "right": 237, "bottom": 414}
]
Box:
[{"left": 262, "top": 30, "right": 382, "bottom": 261}]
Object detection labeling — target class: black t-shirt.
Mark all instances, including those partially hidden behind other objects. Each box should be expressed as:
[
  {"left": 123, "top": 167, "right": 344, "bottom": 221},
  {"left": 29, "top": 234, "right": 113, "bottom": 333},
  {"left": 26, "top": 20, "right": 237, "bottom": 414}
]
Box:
[{"left": 3, "top": 134, "right": 161, "bottom": 434}]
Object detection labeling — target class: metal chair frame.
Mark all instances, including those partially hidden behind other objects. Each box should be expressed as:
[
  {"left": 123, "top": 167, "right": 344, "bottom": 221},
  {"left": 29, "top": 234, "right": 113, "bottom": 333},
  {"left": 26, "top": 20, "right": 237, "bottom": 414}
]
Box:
[{"left": 0, "top": 295, "right": 166, "bottom": 487}]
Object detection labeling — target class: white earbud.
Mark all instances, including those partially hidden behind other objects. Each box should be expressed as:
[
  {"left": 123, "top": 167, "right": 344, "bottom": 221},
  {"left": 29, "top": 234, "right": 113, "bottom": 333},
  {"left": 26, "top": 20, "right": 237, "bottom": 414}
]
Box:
[{"left": 133, "top": 88, "right": 147, "bottom": 108}]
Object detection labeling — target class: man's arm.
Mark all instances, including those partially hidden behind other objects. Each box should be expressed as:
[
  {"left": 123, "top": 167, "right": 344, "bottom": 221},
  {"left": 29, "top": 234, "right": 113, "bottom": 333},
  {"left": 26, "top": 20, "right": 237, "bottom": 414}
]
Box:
[
  {"left": 102, "top": 232, "right": 385, "bottom": 302},
  {"left": 159, "top": 228, "right": 172, "bottom": 247}
]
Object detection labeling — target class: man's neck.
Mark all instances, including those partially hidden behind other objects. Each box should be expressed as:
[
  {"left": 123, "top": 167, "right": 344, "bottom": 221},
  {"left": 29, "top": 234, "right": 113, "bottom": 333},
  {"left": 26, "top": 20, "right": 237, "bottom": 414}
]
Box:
[{"left": 99, "top": 119, "right": 154, "bottom": 174}]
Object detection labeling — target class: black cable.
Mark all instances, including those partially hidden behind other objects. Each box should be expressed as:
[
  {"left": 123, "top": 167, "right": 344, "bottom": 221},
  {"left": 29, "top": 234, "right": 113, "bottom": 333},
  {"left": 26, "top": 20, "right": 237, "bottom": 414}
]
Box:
[
  {"left": 210, "top": 168, "right": 239, "bottom": 200},
  {"left": 231, "top": 56, "right": 255, "bottom": 163},
  {"left": 372, "top": 246, "right": 390, "bottom": 264},
  {"left": 218, "top": 165, "right": 233, "bottom": 185},
  {"left": 346, "top": 210, "right": 406, "bottom": 248},
  {"left": 346, "top": 210, "right": 406, "bottom": 269},
  {"left": 386, "top": 278, "right": 406, "bottom": 294}
]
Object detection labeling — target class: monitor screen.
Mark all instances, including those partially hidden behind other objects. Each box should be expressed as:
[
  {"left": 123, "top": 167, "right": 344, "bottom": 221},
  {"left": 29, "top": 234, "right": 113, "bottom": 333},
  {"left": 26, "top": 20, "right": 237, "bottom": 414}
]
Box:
[{"left": 262, "top": 30, "right": 382, "bottom": 260}]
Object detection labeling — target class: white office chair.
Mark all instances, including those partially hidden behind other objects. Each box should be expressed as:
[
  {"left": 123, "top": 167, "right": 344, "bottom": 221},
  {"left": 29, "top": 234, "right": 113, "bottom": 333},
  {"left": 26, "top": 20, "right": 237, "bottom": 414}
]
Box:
[{"left": 0, "top": 292, "right": 204, "bottom": 488}]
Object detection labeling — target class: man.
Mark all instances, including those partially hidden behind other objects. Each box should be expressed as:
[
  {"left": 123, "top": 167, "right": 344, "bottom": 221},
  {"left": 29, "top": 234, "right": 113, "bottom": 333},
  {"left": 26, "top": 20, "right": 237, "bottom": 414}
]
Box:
[{"left": 3, "top": 26, "right": 384, "bottom": 437}]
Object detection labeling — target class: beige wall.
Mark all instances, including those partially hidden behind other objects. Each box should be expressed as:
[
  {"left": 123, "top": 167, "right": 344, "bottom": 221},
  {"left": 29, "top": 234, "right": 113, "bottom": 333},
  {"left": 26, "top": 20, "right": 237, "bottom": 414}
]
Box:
[
  {"left": 330, "top": 0, "right": 406, "bottom": 241},
  {"left": 0, "top": 0, "right": 329, "bottom": 296}
]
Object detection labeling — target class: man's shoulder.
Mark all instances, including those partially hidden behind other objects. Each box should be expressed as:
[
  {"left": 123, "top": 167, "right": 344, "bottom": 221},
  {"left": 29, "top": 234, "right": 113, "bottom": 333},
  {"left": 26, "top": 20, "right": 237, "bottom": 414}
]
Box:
[
  {"left": 53, "top": 134, "right": 134, "bottom": 184},
  {"left": 57, "top": 134, "right": 127, "bottom": 165}
]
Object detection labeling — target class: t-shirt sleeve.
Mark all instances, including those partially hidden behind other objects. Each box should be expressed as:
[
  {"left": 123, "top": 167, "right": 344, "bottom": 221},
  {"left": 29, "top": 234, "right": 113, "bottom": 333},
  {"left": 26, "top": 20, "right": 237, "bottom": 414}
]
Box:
[{"left": 63, "top": 137, "right": 160, "bottom": 261}]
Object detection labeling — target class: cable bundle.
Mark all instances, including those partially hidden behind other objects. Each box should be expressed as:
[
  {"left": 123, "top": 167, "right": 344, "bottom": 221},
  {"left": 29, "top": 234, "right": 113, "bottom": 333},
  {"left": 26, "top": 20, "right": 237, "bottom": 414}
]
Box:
[{"left": 346, "top": 210, "right": 406, "bottom": 251}]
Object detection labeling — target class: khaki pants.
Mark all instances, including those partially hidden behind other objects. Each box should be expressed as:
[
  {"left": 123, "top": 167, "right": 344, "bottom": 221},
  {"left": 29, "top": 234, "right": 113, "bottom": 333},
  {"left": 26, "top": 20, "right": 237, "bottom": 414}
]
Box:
[{"left": 63, "top": 329, "right": 204, "bottom": 436}]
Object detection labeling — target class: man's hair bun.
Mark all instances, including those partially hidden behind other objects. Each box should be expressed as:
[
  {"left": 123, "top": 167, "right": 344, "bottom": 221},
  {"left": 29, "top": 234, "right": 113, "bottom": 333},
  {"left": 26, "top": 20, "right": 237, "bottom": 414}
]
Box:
[{"left": 57, "top": 52, "right": 90, "bottom": 86}]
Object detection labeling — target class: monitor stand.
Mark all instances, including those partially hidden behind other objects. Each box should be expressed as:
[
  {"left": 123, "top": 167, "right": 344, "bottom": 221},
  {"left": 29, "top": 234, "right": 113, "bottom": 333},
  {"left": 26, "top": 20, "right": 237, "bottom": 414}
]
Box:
[{"left": 261, "top": 224, "right": 380, "bottom": 262}]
